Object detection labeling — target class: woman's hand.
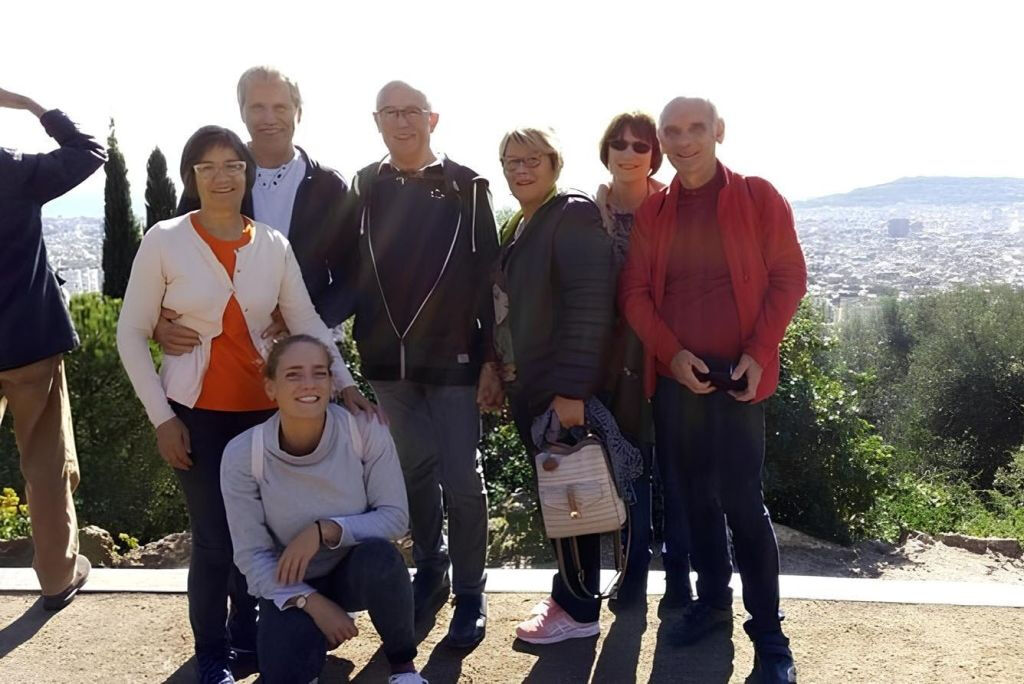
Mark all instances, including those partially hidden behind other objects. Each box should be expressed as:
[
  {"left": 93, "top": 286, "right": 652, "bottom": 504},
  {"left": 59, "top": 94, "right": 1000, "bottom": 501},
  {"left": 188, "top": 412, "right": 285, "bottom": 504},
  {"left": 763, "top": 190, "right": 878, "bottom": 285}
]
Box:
[
  {"left": 340, "top": 385, "right": 388, "bottom": 425},
  {"left": 276, "top": 520, "right": 319, "bottom": 585},
  {"left": 304, "top": 592, "right": 359, "bottom": 649},
  {"left": 155, "top": 417, "right": 192, "bottom": 470},
  {"left": 550, "top": 395, "right": 585, "bottom": 429},
  {"left": 276, "top": 522, "right": 321, "bottom": 585}
]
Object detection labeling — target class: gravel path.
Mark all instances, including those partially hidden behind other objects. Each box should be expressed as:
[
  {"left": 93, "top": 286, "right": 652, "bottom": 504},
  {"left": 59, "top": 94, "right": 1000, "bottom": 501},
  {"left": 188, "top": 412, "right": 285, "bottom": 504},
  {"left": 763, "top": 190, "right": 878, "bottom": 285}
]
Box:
[{"left": 1, "top": 592, "right": 1022, "bottom": 683}]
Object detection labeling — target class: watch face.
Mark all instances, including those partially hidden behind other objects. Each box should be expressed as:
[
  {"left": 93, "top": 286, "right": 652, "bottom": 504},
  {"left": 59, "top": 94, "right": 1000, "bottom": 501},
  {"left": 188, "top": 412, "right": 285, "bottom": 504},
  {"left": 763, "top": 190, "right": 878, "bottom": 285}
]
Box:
[{"left": 296, "top": 595, "right": 307, "bottom": 609}]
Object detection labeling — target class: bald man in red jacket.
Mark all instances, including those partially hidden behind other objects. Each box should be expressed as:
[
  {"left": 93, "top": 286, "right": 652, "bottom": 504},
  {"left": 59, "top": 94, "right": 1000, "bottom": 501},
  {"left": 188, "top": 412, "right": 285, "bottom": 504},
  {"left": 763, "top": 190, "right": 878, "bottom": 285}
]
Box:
[{"left": 620, "top": 97, "right": 805, "bottom": 684}]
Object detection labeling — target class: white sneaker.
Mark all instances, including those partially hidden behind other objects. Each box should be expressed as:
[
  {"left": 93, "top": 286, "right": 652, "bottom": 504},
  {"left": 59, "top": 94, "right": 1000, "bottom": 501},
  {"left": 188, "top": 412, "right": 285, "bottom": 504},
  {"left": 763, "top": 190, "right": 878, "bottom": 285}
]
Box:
[
  {"left": 388, "top": 673, "right": 428, "bottom": 684},
  {"left": 515, "top": 595, "right": 600, "bottom": 645}
]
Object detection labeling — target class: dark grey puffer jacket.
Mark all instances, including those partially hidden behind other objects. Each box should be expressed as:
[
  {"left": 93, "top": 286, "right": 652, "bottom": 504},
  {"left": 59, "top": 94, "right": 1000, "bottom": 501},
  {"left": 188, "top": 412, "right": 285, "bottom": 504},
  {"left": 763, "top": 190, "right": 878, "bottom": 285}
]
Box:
[{"left": 499, "top": 191, "right": 615, "bottom": 412}]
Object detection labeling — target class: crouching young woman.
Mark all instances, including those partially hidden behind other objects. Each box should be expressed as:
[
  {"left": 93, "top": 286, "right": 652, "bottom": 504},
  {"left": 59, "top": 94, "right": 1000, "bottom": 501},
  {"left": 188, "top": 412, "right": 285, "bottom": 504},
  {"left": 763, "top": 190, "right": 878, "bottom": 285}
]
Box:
[{"left": 220, "top": 335, "right": 426, "bottom": 684}]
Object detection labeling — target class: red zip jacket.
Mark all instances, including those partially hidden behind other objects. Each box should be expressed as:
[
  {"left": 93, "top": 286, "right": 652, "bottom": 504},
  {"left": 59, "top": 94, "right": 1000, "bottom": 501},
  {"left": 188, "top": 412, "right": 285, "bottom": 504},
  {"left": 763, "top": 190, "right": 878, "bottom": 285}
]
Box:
[{"left": 619, "top": 163, "right": 807, "bottom": 403}]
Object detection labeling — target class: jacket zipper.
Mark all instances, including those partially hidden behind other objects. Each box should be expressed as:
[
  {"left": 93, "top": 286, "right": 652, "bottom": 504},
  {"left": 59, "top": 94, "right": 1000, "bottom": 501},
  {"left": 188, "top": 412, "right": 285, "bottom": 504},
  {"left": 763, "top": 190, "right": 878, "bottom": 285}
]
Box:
[{"left": 363, "top": 202, "right": 462, "bottom": 379}]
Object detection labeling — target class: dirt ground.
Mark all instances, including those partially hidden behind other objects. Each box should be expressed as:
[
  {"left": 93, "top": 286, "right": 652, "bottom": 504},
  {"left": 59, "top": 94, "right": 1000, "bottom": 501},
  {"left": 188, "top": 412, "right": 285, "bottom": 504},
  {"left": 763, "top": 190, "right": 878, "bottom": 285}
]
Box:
[{"left": 1, "top": 592, "right": 1022, "bottom": 683}]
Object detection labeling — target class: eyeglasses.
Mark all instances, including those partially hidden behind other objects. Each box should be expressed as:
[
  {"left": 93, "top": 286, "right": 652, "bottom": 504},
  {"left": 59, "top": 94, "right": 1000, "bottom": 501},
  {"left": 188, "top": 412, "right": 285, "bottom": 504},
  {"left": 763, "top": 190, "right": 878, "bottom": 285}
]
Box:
[
  {"left": 375, "top": 106, "right": 429, "bottom": 122},
  {"left": 608, "top": 139, "right": 653, "bottom": 154},
  {"left": 501, "top": 155, "right": 545, "bottom": 172},
  {"left": 193, "top": 161, "right": 247, "bottom": 179}
]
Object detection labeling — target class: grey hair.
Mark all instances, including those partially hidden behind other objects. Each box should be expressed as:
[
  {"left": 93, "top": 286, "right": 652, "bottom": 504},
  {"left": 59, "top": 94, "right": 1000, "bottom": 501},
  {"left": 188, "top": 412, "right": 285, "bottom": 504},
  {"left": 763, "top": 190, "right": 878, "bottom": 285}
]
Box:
[{"left": 237, "top": 66, "right": 303, "bottom": 111}]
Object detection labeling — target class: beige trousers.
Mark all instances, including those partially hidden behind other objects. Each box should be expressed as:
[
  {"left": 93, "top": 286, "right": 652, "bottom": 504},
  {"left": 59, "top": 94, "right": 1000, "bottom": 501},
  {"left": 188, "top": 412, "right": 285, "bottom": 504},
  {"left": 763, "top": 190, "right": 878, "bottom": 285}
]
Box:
[{"left": 0, "top": 354, "right": 80, "bottom": 594}]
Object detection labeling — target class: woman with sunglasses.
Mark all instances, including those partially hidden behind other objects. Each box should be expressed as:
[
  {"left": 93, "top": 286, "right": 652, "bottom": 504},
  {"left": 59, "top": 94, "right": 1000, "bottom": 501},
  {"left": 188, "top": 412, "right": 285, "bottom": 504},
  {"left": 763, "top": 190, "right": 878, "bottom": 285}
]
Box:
[
  {"left": 117, "top": 125, "right": 375, "bottom": 684},
  {"left": 595, "top": 112, "right": 687, "bottom": 612},
  {"left": 492, "top": 126, "right": 615, "bottom": 644}
]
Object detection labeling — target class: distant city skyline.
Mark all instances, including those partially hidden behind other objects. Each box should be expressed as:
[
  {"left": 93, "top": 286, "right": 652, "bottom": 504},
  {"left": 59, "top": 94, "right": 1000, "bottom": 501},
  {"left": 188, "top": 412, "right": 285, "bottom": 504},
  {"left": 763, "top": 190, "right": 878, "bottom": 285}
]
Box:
[{"left": 5, "top": 1, "right": 1023, "bottom": 220}]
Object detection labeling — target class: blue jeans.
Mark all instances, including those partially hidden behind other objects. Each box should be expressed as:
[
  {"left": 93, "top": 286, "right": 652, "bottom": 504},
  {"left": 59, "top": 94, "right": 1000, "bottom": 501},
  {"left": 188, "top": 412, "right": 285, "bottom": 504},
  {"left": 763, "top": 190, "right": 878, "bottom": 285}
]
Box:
[
  {"left": 652, "top": 377, "right": 788, "bottom": 651},
  {"left": 256, "top": 538, "right": 416, "bottom": 683},
  {"left": 172, "top": 402, "right": 275, "bottom": 658}
]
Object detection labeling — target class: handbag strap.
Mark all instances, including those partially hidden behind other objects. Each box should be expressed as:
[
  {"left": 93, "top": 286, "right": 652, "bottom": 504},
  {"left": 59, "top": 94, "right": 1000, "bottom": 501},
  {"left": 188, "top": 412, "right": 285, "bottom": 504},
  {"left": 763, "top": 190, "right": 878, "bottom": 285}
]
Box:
[{"left": 553, "top": 511, "right": 632, "bottom": 603}]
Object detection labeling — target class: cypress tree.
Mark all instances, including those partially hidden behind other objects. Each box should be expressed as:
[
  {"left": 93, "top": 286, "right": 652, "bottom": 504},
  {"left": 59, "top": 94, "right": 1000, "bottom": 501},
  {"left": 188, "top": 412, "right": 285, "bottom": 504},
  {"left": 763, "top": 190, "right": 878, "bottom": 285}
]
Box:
[
  {"left": 144, "top": 146, "right": 178, "bottom": 232},
  {"left": 101, "top": 120, "right": 142, "bottom": 299}
]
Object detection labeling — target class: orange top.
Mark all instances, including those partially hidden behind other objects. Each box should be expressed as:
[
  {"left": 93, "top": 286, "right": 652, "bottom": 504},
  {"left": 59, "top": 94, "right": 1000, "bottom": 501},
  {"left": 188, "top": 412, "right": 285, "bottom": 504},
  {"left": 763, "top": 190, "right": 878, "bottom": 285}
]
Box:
[{"left": 191, "top": 214, "right": 277, "bottom": 412}]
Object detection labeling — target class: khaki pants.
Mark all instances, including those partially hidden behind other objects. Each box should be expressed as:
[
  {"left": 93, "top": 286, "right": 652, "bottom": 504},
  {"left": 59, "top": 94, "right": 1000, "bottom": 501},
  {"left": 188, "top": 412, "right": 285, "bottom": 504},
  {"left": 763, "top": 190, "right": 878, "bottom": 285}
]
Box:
[{"left": 0, "top": 354, "right": 80, "bottom": 594}]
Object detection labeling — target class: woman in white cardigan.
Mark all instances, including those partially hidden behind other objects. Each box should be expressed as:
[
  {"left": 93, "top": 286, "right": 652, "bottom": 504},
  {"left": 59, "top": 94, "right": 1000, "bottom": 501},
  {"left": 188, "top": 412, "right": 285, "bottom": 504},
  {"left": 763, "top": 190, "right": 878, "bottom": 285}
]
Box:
[{"left": 116, "top": 125, "right": 374, "bottom": 684}]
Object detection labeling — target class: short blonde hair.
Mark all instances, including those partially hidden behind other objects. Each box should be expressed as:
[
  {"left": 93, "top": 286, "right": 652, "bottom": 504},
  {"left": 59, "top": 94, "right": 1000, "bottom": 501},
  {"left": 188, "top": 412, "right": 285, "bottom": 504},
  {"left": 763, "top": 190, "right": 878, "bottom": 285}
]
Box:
[
  {"left": 498, "top": 126, "right": 564, "bottom": 179},
  {"left": 237, "top": 66, "right": 303, "bottom": 111}
]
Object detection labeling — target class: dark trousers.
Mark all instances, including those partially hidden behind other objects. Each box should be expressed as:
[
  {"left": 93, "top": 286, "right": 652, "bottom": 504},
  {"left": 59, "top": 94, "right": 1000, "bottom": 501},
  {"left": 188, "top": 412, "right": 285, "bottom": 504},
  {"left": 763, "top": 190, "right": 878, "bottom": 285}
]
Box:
[
  {"left": 172, "top": 402, "right": 276, "bottom": 657},
  {"left": 616, "top": 440, "right": 654, "bottom": 599},
  {"left": 652, "top": 376, "right": 787, "bottom": 648},
  {"left": 257, "top": 538, "right": 417, "bottom": 684},
  {"left": 509, "top": 396, "right": 602, "bottom": 624}
]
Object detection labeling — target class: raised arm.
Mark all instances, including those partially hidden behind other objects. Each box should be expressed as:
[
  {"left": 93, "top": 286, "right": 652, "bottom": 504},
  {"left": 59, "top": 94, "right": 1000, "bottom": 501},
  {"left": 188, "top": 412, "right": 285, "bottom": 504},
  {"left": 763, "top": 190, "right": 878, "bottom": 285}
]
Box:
[{"left": 0, "top": 87, "right": 106, "bottom": 204}]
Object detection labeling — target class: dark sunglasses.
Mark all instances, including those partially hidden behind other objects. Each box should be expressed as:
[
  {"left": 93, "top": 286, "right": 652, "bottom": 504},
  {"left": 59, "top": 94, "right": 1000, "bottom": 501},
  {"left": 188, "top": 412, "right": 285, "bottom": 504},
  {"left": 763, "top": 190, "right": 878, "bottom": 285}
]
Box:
[{"left": 609, "top": 139, "right": 652, "bottom": 154}]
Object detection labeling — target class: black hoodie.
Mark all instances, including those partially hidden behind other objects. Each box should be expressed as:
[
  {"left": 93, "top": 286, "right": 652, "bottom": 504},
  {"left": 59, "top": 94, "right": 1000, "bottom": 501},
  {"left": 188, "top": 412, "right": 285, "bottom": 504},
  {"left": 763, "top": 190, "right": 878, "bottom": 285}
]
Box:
[{"left": 331, "top": 156, "right": 500, "bottom": 386}]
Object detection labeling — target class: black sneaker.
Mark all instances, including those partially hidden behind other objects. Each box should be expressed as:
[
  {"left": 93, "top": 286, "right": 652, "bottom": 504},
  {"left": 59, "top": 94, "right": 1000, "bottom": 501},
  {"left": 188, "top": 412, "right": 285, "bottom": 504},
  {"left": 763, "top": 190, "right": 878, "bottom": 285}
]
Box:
[
  {"left": 447, "top": 593, "right": 487, "bottom": 648},
  {"left": 669, "top": 600, "right": 732, "bottom": 645},
  {"left": 196, "top": 651, "right": 235, "bottom": 684},
  {"left": 608, "top": 569, "right": 649, "bottom": 612},
  {"left": 750, "top": 652, "right": 797, "bottom": 683},
  {"left": 42, "top": 555, "right": 90, "bottom": 611},
  {"left": 413, "top": 569, "right": 451, "bottom": 623},
  {"left": 656, "top": 572, "right": 693, "bottom": 617}
]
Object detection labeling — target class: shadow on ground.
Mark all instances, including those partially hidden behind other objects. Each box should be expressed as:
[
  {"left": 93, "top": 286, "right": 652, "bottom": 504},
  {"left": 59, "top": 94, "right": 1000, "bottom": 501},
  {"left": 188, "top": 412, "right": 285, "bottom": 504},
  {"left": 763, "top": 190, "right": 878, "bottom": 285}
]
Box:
[{"left": 0, "top": 598, "right": 56, "bottom": 659}]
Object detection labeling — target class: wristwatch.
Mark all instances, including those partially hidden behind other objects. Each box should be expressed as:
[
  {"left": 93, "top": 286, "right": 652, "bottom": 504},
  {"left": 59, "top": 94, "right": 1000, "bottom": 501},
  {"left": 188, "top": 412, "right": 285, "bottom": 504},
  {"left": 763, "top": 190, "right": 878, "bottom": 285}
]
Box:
[{"left": 295, "top": 595, "right": 308, "bottom": 610}]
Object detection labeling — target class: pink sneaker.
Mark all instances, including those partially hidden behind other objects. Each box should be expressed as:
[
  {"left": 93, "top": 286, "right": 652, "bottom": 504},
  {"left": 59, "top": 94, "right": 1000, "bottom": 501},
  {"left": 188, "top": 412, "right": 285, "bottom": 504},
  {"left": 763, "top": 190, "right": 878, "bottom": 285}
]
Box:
[{"left": 515, "top": 596, "right": 600, "bottom": 644}]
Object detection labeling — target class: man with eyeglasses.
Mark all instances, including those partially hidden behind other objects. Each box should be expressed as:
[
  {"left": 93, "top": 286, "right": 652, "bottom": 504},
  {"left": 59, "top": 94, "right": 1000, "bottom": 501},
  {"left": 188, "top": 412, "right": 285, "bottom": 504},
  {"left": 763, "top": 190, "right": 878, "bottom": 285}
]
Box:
[
  {"left": 0, "top": 86, "right": 106, "bottom": 611},
  {"left": 620, "top": 97, "right": 805, "bottom": 684},
  {"left": 331, "top": 80, "right": 500, "bottom": 648},
  {"left": 155, "top": 65, "right": 352, "bottom": 356}
]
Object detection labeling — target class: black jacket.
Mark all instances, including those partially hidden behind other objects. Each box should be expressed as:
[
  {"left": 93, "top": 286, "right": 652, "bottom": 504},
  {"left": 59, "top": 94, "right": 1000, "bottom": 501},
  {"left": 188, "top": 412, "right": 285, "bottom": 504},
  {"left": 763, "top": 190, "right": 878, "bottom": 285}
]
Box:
[
  {"left": 331, "top": 157, "right": 499, "bottom": 386},
  {"left": 177, "top": 146, "right": 351, "bottom": 326},
  {"left": 500, "top": 191, "right": 614, "bottom": 411},
  {"left": 0, "top": 110, "right": 106, "bottom": 372}
]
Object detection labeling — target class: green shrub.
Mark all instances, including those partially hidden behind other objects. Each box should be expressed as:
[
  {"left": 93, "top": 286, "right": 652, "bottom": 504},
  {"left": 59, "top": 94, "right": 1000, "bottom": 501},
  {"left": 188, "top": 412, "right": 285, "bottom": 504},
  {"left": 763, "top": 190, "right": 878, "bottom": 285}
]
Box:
[
  {"left": 480, "top": 411, "right": 531, "bottom": 513},
  {"left": 764, "top": 303, "right": 895, "bottom": 544},
  {"left": 0, "top": 487, "right": 31, "bottom": 540}
]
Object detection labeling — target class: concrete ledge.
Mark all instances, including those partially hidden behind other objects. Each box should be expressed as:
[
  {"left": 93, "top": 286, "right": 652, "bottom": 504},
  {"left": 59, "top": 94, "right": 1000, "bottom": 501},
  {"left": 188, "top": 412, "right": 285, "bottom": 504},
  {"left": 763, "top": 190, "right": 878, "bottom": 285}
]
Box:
[{"left": 2, "top": 567, "right": 1023, "bottom": 607}]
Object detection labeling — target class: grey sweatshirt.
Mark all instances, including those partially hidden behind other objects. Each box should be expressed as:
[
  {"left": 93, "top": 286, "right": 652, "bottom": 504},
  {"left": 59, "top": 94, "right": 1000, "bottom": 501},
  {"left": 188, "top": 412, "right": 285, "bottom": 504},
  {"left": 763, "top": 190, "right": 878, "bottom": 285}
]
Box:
[{"left": 221, "top": 404, "right": 409, "bottom": 608}]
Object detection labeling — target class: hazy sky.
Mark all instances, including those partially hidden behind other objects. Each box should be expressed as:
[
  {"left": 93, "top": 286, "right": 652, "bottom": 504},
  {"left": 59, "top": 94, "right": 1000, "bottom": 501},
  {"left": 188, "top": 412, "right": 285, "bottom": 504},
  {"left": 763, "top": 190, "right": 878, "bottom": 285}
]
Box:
[{"left": 4, "top": 0, "right": 1022, "bottom": 219}]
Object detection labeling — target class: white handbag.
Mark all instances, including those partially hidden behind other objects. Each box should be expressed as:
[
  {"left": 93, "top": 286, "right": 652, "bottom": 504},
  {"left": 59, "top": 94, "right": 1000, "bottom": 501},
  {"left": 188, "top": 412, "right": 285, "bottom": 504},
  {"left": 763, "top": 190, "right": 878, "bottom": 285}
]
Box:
[{"left": 535, "top": 435, "right": 630, "bottom": 601}]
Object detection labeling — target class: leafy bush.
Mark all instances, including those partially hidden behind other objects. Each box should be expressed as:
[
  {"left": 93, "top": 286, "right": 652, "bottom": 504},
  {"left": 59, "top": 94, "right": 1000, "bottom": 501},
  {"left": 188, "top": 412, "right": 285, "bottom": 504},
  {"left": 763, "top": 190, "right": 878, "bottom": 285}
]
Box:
[
  {"left": 0, "top": 487, "right": 31, "bottom": 540},
  {"left": 840, "top": 286, "right": 1024, "bottom": 488},
  {"left": 480, "top": 411, "right": 531, "bottom": 513},
  {"left": 764, "top": 303, "right": 895, "bottom": 543}
]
